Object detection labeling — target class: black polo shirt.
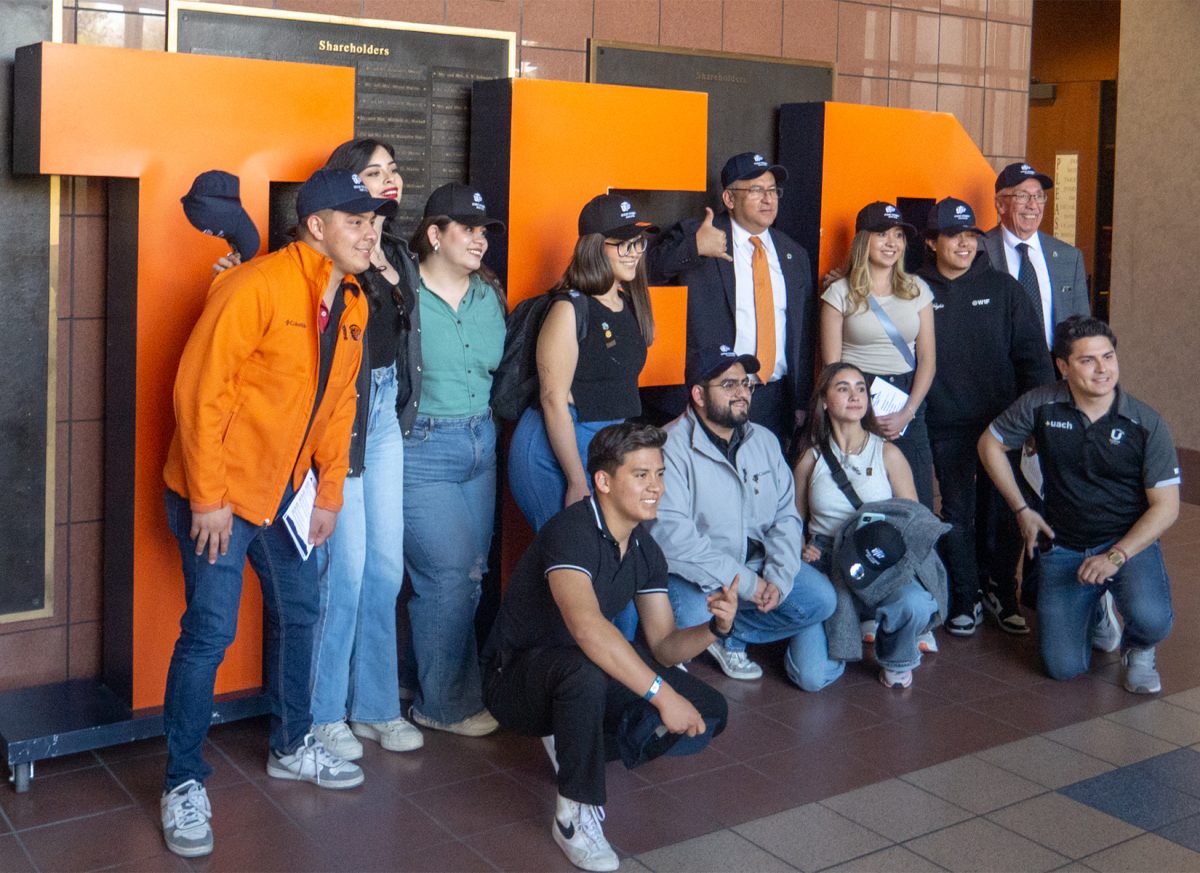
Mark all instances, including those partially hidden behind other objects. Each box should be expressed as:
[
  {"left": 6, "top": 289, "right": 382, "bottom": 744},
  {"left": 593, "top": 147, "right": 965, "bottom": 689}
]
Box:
[
  {"left": 490, "top": 497, "right": 669, "bottom": 657},
  {"left": 989, "top": 383, "right": 1181, "bottom": 550}
]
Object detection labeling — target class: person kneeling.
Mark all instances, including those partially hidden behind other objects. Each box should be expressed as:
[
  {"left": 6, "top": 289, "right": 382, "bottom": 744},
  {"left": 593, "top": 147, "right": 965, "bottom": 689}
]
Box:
[
  {"left": 483, "top": 422, "right": 730, "bottom": 872},
  {"left": 650, "top": 346, "right": 840, "bottom": 690}
]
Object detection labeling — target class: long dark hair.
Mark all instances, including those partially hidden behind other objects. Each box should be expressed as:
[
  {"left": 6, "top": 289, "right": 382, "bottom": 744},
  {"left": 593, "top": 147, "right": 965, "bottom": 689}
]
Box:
[
  {"left": 801, "top": 362, "right": 882, "bottom": 453},
  {"left": 550, "top": 234, "right": 654, "bottom": 345},
  {"left": 322, "top": 138, "right": 399, "bottom": 312},
  {"left": 409, "top": 215, "right": 507, "bottom": 311}
]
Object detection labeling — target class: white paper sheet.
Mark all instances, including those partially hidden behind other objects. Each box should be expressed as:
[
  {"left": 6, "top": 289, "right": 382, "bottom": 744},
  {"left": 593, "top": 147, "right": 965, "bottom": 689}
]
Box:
[
  {"left": 282, "top": 469, "right": 318, "bottom": 560},
  {"left": 870, "top": 378, "right": 911, "bottom": 438}
]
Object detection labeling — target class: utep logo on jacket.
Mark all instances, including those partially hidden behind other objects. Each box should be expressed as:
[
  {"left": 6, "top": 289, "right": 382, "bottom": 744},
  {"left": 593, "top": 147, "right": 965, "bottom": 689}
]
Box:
[{"left": 342, "top": 323, "right": 362, "bottom": 341}]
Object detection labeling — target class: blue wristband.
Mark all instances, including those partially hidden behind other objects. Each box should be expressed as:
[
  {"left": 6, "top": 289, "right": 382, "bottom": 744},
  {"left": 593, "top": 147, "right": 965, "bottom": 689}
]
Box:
[{"left": 643, "top": 674, "right": 663, "bottom": 701}]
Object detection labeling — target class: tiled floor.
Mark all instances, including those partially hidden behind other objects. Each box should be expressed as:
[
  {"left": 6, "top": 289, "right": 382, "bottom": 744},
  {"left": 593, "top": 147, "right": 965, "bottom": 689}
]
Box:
[{"left": 2, "top": 503, "right": 1198, "bottom": 872}]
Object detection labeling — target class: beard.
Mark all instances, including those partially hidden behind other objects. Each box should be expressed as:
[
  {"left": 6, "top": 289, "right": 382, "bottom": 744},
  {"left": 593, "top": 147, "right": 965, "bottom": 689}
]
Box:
[{"left": 705, "top": 394, "right": 750, "bottom": 430}]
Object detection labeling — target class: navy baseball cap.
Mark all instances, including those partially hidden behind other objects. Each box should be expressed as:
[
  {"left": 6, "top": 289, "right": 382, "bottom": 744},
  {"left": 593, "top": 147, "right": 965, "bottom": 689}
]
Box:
[
  {"left": 423, "top": 183, "right": 505, "bottom": 233},
  {"left": 927, "top": 197, "right": 982, "bottom": 235},
  {"left": 855, "top": 201, "right": 916, "bottom": 237},
  {"left": 838, "top": 518, "right": 907, "bottom": 592},
  {"left": 995, "top": 162, "right": 1054, "bottom": 192},
  {"left": 578, "top": 193, "right": 659, "bottom": 240},
  {"left": 720, "top": 152, "right": 789, "bottom": 189},
  {"left": 180, "top": 170, "right": 261, "bottom": 259},
  {"left": 685, "top": 344, "right": 760, "bottom": 387},
  {"left": 295, "top": 168, "right": 398, "bottom": 221}
]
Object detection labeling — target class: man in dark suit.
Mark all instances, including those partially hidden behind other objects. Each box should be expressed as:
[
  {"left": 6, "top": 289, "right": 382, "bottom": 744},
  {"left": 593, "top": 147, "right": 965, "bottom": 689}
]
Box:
[
  {"left": 644, "top": 152, "right": 815, "bottom": 447},
  {"left": 982, "top": 162, "right": 1091, "bottom": 350}
]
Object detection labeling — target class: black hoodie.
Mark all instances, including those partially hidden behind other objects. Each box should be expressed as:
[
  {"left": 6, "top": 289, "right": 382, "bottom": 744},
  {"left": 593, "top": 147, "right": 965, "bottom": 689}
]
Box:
[{"left": 919, "top": 252, "right": 1054, "bottom": 433}]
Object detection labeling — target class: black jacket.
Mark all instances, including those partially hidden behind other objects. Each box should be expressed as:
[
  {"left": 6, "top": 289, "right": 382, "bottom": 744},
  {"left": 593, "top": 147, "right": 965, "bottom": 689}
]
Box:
[
  {"left": 347, "top": 232, "right": 421, "bottom": 477},
  {"left": 919, "top": 252, "right": 1054, "bottom": 433},
  {"left": 644, "top": 212, "right": 816, "bottom": 434}
]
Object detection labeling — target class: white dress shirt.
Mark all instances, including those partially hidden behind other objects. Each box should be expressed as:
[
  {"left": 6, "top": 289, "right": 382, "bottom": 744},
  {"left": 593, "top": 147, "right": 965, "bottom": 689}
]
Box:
[
  {"left": 729, "top": 218, "right": 787, "bottom": 382},
  {"left": 1000, "top": 226, "right": 1053, "bottom": 347}
]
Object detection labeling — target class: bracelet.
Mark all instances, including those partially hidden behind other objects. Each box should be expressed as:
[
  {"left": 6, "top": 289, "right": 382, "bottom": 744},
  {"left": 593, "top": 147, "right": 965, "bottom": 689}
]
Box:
[
  {"left": 709, "top": 615, "right": 732, "bottom": 640},
  {"left": 1014, "top": 505, "right": 1030, "bottom": 515},
  {"left": 643, "top": 675, "right": 663, "bottom": 702}
]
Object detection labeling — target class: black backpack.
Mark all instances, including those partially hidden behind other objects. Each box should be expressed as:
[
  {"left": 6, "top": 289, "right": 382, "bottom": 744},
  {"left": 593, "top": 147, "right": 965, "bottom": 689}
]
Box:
[{"left": 490, "top": 289, "right": 589, "bottom": 421}]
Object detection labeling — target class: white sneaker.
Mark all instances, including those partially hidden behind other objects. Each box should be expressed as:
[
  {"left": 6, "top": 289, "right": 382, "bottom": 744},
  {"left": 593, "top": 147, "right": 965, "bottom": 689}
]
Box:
[
  {"left": 1122, "top": 646, "right": 1161, "bottom": 694},
  {"left": 879, "top": 667, "right": 913, "bottom": 689},
  {"left": 161, "top": 779, "right": 213, "bottom": 858},
  {"left": 552, "top": 794, "right": 619, "bottom": 872},
  {"left": 266, "top": 733, "right": 364, "bottom": 788},
  {"left": 917, "top": 631, "right": 939, "bottom": 653},
  {"left": 706, "top": 642, "right": 763, "bottom": 680},
  {"left": 1092, "top": 591, "right": 1122, "bottom": 652},
  {"left": 542, "top": 735, "right": 560, "bottom": 774},
  {"left": 311, "top": 720, "right": 363, "bottom": 761},
  {"left": 351, "top": 718, "right": 424, "bottom": 752},
  {"left": 861, "top": 620, "right": 878, "bottom": 643},
  {"left": 411, "top": 708, "right": 499, "bottom": 737}
]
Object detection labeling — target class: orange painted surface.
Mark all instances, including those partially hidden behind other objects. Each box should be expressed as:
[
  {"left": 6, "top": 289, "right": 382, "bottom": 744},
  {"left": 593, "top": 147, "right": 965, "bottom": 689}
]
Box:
[
  {"left": 29, "top": 42, "right": 355, "bottom": 708},
  {"left": 501, "top": 78, "right": 708, "bottom": 388},
  {"left": 816, "top": 102, "right": 999, "bottom": 276}
]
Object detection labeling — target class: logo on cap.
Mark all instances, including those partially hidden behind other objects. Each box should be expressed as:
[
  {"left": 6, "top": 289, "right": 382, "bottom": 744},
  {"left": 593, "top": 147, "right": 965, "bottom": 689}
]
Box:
[
  {"left": 472, "top": 192, "right": 486, "bottom": 212},
  {"left": 719, "top": 344, "right": 733, "bottom": 354},
  {"left": 473, "top": 192, "right": 482, "bottom": 202},
  {"left": 955, "top": 205, "right": 967, "bottom": 216},
  {"left": 753, "top": 154, "right": 766, "bottom": 164},
  {"left": 351, "top": 173, "right": 367, "bottom": 192},
  {"left": 885, "top": 205, "right": 899, "bottom": 218},
  {"left": 620, "top": 201, "right": 635, "bottom": 219},
  {"left": 1021, "top": 164, "right": 1034, "bottom": 174}
]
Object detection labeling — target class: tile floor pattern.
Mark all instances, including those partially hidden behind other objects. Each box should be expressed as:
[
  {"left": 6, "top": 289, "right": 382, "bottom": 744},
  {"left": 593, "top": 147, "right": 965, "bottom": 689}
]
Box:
[{"left": 0, "top": 503, "right": 1197, "bottom": 872}]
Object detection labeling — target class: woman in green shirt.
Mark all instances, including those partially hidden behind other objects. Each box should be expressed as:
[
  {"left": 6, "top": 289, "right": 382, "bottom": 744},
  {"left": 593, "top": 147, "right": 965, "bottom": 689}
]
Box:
[{"left": 402, "top": 183, "right": 507, "bottom": 737}]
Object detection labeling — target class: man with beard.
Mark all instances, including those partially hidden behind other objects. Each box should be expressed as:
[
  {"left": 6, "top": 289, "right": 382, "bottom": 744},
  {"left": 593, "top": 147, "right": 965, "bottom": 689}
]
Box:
[{"left": 649, "top": 346, "right": 839, "bottom": 690}]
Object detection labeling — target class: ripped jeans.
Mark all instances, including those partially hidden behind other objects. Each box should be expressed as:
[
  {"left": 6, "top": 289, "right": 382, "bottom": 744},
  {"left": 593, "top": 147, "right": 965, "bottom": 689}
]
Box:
[{"left": 403, "top": 412, "right": 496, "bottom": 726}]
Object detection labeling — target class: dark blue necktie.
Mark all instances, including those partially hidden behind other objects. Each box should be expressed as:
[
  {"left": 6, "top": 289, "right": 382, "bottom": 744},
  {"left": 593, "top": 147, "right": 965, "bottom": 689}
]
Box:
[{"left": 1016, "top": 242, "right": 1045, "bottom": 329}]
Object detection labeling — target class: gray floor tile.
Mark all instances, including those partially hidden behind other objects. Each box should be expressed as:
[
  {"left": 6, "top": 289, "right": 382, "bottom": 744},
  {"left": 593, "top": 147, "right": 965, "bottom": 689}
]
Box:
[
  {"left": 733, "top": 803, "right": 891, "bottom": 872},
  {"left": 1166, "top": 688, "right": 1200, "bottom": 715},
  {"left": 1045, "top": 717, "right": 1179, "bottom": 766},
  {"left": 1082, "top": 833, "right": 1200, "bottom": 872},
  {"left": 900, "top": 755, "right": 1046, "bottom": 814},
  {"left": 905, "top": 818, "right": 1069, "bottom": 873},
  {"left": 620, "top": 860, "right": 654, "bottom": 873},
  {"left": 1105, "top": 701, "right": 1200, "bottom": 746},
  {"left": 637, "top": 829, "right": 795, "bottom": 872},
  {"left": 977, "top": 736, "right": 1115, "bottom": 789},
  {"left": 1050, "top": 865, "right": 1098, "bottom": 872},
  {"left": 822, "top": 845, "right": 947, "bottom": 873},
  {"left": 822, "top": 779, "right": 973, "bottom": 843},
  {"left": 985, "top": 793, "right": 1143, "bottom": 859}
]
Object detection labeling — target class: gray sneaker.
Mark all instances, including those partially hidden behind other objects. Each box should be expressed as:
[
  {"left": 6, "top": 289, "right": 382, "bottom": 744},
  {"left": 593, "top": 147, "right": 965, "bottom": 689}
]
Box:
[
  {"left": 161, "top": 779, "right": 213, "bottom": 858},
  {"left": 706, "top": 642, "right": 763, "bottom": 680},
  {"left": 1122, "top": 646, "right": 1161, "bottom": 694},
  {"left": 267, "top": 733, "right": 364, "bottom": 788},
  {"left": 1092, "top": 591, "right": 1122, "bottom": 652}
]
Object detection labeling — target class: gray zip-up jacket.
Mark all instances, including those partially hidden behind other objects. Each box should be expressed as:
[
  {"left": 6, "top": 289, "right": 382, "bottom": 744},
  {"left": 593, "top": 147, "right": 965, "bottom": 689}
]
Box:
[{"left": 650, "top": 408, "right": 803, "bottom": 602}]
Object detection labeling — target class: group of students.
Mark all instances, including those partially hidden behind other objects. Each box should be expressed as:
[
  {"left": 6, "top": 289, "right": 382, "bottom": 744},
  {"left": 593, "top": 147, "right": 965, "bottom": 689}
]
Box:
[{"left": 156, "top": 138, "right": 1180, "bottom": 872}]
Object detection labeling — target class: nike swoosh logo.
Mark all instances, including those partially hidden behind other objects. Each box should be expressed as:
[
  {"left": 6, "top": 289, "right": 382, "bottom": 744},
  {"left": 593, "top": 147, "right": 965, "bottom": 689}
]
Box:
[{"left": 556, "top": 818, "right": 575, "bottom": 840}]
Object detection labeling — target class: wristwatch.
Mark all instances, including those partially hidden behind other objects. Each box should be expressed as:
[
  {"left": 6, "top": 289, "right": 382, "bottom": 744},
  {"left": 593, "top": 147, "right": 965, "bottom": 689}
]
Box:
[
  {"left": 1105, "top": 547, "right": 1127, "bottom": 569},
  {"left": 709, "top": 615, "right": 732, "bottom": 640}
]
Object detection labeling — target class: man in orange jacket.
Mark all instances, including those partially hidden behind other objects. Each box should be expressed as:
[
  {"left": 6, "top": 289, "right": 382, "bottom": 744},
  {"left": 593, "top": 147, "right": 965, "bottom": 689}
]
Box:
[{"left": 158, "top": 168, "right": 395, "bottom": 859}]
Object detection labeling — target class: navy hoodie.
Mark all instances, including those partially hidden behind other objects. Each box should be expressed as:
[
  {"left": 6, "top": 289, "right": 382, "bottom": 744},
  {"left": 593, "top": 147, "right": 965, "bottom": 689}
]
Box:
[{"left": 919, "top": 252, "right": 1054, "bottom": 433}]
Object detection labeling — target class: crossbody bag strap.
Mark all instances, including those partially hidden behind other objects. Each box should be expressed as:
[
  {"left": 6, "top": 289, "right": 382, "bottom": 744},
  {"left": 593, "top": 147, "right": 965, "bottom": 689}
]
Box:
[
  {"left": 819, "top": 439, "right": 864, "bottom": 510},
  {"left": 866, "top": 295, "right": 918, "bottom": 371}
]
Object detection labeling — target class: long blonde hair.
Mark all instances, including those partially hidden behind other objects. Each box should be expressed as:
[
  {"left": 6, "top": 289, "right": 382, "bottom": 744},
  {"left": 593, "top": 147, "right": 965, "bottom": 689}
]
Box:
[{"left": 844, "top": 229, "right": 921, "bottom": 315}]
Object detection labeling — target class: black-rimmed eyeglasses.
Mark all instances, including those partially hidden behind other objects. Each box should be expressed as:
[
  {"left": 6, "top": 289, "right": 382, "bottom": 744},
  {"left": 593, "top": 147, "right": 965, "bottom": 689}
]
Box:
[{"left": 603, "top": 237, "right": 649, "bottom": 257}]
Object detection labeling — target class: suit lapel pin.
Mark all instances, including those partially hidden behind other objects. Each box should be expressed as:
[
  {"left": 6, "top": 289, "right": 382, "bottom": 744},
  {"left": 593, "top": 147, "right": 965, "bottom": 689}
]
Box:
[{"left": 786, "top": 253, "right": 793, "bottom": 260}]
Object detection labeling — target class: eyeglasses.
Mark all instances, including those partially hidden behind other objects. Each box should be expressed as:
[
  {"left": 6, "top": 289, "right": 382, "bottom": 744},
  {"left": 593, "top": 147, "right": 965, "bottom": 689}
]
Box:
[
  {"left": 604, "top": 236, "right": 648, "bottom": 257},
  {"left": 705, "top": 377, "right": 757, "bottom": 393},
  {"left": 726, "top": 185, "right": 784, "bottom": 200},
  {"left": 1000, "top": 191, "right": 1048, "bottom": 205}
]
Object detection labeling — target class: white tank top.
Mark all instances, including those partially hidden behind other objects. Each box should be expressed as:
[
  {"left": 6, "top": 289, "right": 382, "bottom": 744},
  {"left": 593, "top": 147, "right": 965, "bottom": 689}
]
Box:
[{"left": 807, "top": 433, "right": 893, "bottom": 538}]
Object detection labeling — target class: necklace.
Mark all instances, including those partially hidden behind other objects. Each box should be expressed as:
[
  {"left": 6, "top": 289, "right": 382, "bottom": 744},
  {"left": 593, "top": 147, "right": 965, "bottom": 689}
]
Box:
[{"left": 836, "top": 433, "right": 872, "bottom": 476}]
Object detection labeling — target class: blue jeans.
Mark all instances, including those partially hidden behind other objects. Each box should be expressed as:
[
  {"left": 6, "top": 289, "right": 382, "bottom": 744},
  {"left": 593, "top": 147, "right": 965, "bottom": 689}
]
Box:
[
  {"left": 403, "top": 412, "right": 496, "bottom": 725},
  {"left": 1037, "top": 540, "right": 1173, "bottom": 681},
  {"left": 162, "top": 485, "right": 318, "bottom": 791},
  {"left": 508, "top": 405, "right": 620, "bottom": 530},
  {"left": 310, "top": 365, "right": 405, "bottom": 725},
  {"left": 668, "top": 563, "right": 845, "bottom": 692},
  {"left": 508, "top": 405, "right": 637, "bottom": 637}
]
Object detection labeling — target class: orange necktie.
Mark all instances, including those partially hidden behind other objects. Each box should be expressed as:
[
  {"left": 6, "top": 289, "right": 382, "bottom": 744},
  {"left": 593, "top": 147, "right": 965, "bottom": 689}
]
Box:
[{"left": 750, "top": 236, "right": 776, "bottom": 379}]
